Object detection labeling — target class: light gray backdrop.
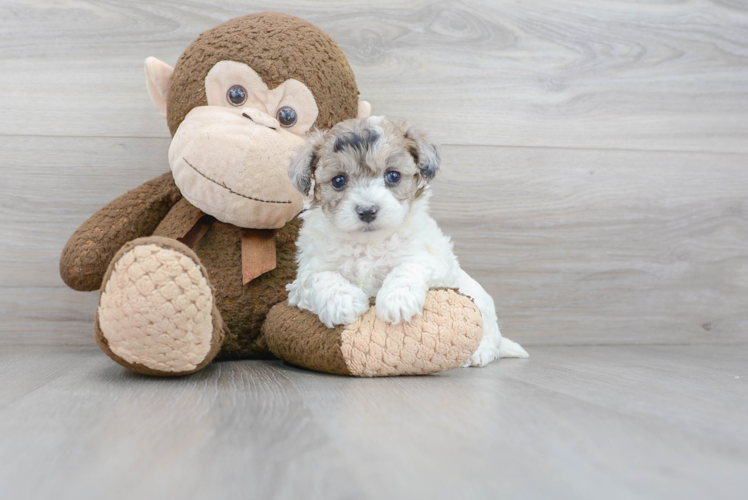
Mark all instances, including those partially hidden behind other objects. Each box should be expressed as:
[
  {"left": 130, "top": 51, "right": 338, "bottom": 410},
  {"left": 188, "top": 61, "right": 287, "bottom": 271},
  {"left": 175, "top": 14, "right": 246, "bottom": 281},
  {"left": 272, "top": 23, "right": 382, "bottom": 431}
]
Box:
[{"left": 1, "top": 0, "right": 746, "bottom": 347}]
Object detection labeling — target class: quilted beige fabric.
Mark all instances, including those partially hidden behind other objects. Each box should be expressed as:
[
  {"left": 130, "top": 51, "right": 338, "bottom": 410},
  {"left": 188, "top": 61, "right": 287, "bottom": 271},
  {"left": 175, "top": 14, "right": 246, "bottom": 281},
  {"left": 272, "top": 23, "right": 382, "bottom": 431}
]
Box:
[
  {"left": 98, "top": 243, "right": 214, "bottom": 373},
  {"left": 340, "top": 289, "right": 483, "bottom": 377}
]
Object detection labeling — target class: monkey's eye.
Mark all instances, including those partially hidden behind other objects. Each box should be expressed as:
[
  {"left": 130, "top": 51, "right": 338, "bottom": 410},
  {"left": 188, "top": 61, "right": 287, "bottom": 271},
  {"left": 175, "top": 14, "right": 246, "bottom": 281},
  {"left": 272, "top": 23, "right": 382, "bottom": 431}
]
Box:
[
  {"left": 331, "top": 175, "right": 347, "bottom": 191},
  {"left": 227, "top": 85, "right": 247, "bottom": 106},
  {"left": 276, "top": 106, "right": 298, "bottom": 128},
  {"left": 385, "top": 171, "right": 401, "bottom": 185}
]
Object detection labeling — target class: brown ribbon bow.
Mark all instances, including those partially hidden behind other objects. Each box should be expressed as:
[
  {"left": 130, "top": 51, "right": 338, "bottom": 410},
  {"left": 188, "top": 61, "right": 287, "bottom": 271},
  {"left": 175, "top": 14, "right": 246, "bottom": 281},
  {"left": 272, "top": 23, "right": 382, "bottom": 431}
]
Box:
[{"left": 177, "top": 212, "right": 277, "bottom": 285}]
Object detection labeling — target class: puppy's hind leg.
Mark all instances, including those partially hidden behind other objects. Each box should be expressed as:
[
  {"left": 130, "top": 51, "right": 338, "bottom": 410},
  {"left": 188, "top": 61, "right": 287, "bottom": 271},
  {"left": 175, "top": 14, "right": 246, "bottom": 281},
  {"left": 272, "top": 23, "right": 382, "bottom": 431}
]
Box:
[
  {"left": 457, "top": 270, "right": 528, "bottom": 367},
  {"left": 499, "top": 337, "right": 529, "bottom": 359}
]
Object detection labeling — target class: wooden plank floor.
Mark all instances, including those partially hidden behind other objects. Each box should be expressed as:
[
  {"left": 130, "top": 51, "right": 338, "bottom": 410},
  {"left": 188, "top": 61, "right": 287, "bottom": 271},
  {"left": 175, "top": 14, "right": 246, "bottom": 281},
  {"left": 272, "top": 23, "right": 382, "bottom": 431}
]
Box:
[
  {"left": 1, "top": 344, "right": 746, "bottom": 499},
  {"left": 1, "top": 1, "right": 747, "bottom": 498}
]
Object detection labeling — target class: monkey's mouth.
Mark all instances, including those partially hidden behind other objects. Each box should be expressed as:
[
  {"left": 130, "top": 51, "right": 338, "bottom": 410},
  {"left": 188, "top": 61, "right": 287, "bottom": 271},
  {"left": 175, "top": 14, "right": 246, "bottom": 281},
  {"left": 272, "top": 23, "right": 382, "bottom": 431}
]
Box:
[{"left": 182, "top": 158, "right": 292, "bottom": 204}]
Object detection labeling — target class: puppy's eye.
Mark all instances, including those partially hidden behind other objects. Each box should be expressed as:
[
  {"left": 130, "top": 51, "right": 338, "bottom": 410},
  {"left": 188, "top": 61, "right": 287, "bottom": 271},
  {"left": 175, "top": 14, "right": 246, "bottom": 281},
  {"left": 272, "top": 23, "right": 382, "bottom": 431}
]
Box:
[
  {"left": 331, "top": 175, "right": 347, "bottom": 191},
  {"left": 385, "top": 171, "right": 401, "bottom": 185},
  {"left": 276, "top": 106, "right": 298, "bottom": 128}
]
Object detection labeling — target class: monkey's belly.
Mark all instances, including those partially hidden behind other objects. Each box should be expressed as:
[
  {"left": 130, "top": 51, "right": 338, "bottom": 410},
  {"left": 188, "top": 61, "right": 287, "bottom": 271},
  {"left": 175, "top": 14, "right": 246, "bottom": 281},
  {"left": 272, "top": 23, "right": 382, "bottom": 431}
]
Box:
[{"left": 152, "top": 198, "right": 301, "bottom": 358}]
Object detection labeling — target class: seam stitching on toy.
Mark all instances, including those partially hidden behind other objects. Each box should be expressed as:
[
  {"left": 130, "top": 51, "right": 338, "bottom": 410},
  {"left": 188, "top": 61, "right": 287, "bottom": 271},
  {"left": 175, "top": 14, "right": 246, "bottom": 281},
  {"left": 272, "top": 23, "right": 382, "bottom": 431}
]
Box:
[{"left": 183, "top": 157, "right": 292, "bottom": 204}]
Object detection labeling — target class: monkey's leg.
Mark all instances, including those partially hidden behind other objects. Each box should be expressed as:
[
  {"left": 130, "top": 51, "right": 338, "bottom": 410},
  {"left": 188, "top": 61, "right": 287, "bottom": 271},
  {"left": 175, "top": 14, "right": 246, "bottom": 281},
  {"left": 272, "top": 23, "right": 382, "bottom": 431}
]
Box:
[
  {"left": 264, "top": 288, "right": 483, "bottom": 377},
  {"left": 95, "top": 236, "right": 224, "bottom": 376}
]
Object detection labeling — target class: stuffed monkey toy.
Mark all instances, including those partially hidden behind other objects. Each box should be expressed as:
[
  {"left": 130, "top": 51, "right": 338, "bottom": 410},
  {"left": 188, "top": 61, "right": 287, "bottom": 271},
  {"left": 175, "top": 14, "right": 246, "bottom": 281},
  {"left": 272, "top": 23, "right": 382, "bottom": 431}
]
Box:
[{"left": 60, "top": 12, "right": 483, "bottom": 377}]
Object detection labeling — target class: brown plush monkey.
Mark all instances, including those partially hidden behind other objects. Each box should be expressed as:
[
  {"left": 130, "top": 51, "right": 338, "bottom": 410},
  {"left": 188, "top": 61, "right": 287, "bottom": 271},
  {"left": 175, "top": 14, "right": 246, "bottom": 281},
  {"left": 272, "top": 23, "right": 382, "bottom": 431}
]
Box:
[{"left": 60, "top": 12, "right": 482, "bottom": 377}]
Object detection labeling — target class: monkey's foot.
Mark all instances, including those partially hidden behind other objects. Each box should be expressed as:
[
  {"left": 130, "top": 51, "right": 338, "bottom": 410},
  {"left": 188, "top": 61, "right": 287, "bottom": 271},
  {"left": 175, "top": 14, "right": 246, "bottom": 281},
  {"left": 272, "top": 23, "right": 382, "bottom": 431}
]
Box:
[
  {"left": 96, "top": 237, "right": 224, "bottom": 376},
  {"left": 264, "top": 288, "right": 483, "bottom": 377}
]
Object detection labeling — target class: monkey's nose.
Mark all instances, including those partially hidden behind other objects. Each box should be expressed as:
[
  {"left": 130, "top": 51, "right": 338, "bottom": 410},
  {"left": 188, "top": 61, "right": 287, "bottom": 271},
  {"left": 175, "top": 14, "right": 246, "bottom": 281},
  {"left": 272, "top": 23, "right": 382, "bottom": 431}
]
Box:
[
  {"left": 241, "top": 107, "right": 280, "bottom": 130},
  {"left": 356, "top": 205, "right": 378, "bottom": 223}
]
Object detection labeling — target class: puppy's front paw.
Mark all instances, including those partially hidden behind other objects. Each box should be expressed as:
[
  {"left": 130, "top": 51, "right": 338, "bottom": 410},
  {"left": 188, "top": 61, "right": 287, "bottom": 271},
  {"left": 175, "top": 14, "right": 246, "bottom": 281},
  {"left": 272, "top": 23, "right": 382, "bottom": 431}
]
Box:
[
  {"left": 316, "top": 285, "right": 370, "bottom": 328},
  {"left": 375, "top": 285, "right": 426, "bottom": 324}
]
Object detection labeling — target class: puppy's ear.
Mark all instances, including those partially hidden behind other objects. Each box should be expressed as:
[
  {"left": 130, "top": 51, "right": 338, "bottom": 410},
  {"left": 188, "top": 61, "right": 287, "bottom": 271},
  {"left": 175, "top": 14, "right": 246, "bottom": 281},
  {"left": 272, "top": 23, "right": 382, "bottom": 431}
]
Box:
[
  {"left": 400, "top": 122, "right": 440, "bottom": 181},
  {"left": 289, "top": 129, "right": 326, "bottom": 196}
]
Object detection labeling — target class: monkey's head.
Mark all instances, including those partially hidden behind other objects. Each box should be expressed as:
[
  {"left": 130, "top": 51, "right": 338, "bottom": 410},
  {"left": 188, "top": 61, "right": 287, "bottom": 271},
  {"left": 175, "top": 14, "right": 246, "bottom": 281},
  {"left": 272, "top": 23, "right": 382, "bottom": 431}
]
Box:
[{"left": 144, "top": 12, "right": 370, "bottom": 228}]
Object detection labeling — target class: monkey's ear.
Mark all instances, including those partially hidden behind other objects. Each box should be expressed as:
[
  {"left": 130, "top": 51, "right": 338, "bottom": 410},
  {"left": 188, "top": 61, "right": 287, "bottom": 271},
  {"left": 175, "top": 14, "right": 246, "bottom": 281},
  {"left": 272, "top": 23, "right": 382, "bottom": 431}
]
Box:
[
  {"left": 357, "top": 101, "right": 372, "bottom": 119},
  {"left": 144, "top": 57, "right": 174, "bottom": 118},
  {"left": 289, "top": 129, "right": 327, "bottom": 196},
  {"left": 402, "top": 123, "right": 440, "bottom": 181}
]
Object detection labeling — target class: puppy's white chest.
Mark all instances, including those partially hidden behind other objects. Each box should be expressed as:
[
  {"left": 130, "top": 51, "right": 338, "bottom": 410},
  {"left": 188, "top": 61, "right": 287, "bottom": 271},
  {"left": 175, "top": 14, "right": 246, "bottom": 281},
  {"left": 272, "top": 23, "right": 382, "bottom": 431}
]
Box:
[{"left": 336, "top": 241, "right": 400, "bottom": 297}]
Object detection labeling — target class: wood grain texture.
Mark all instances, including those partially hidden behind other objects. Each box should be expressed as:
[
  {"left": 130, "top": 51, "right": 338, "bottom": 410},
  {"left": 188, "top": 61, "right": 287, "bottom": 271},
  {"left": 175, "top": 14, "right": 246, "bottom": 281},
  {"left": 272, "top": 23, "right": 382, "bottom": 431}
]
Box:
[
  {"left": 0, "top": 2, "right": 746, "bottom": 345},
  {"left": 0, "top": 0, "right": 747, "bottom": 151},
  {"left": 433, "top": 145, "right": 748, "bottom": 345},
  {"left": 1, "top": 3, "right": 747, "bottom": 498},
  {"left": 0, "top": 344, "right": 746, "bottom": 499},
  {"left": 2, "top": 135, "right": 746, "bottom": 346}
]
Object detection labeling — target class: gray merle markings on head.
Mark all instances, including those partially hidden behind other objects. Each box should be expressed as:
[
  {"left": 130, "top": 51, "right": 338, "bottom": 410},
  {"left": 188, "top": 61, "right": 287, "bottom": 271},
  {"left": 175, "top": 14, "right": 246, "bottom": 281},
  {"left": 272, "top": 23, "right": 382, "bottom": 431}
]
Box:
[{"left": 333, "top": 129, "right": 380, "bottom": 154}]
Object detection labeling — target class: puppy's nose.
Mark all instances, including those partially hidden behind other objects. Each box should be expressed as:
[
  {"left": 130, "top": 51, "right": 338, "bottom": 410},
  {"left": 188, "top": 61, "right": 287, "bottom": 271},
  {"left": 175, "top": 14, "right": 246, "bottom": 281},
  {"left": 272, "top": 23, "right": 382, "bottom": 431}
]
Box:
[{"left": 356, "top": 205, "right": 378, "bottom": 223}]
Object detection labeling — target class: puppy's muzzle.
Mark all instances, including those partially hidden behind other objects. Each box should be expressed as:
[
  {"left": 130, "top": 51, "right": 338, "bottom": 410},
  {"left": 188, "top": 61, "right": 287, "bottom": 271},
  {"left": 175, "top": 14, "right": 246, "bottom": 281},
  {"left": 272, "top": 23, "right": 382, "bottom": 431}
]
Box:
[{"left": 356, "top": 204, "right": 378, "bottom": 223}]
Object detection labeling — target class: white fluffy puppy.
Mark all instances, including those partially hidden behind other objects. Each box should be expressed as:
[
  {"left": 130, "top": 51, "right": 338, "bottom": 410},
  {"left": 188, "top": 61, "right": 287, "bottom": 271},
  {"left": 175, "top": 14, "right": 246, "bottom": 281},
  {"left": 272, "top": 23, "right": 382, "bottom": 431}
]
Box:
[{"left": 286, "top": 117, "right": 527, "bottom": 366}]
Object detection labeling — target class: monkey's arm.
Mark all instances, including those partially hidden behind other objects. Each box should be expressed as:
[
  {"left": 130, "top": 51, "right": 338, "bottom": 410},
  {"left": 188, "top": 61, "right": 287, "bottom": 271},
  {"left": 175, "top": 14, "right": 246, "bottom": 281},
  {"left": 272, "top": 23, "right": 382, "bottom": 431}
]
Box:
[
  {"left": 264, "top": 288, "right": 484, "bottom": 377},
  {"left": 60, "top": 172, "right": 182, "bottom": 291}
]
